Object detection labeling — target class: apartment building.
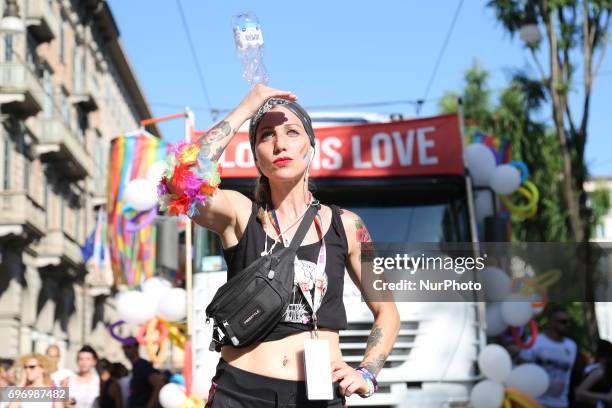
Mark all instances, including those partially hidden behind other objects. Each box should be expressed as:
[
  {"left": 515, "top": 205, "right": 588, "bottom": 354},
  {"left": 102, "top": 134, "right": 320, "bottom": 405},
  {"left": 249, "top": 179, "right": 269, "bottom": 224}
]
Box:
[{"left": 0, "top": 0, "right": 160, "bottom": 366}]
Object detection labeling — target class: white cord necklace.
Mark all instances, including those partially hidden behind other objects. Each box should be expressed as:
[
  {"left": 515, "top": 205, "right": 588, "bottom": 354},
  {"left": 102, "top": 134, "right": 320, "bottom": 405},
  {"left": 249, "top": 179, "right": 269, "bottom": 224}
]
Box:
[{"left": 261, "top": 197, "right": 314, "bottom": 256}]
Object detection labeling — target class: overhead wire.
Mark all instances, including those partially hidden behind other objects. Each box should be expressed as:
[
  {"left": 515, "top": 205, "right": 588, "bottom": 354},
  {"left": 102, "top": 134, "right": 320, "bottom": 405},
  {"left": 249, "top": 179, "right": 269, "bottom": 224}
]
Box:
[
  {"left": 418, "top": 0, "right": 465, "bottom": 115},
  {"left": 175, "top": 0, "right": 215, "bottom": 121}
]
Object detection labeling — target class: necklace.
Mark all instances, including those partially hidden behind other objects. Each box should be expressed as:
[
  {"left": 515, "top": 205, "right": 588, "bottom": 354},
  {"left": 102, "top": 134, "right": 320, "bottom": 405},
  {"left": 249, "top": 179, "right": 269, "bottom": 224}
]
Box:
[{"left": 261, "top": 196, "right": 314, "bottom": 256}]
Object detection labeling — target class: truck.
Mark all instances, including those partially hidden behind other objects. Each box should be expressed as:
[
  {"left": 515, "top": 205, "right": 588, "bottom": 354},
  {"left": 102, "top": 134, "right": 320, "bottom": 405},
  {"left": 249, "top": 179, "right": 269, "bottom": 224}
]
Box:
[{"left": 191, "top": 112, "right": 485, "bottom": 407}]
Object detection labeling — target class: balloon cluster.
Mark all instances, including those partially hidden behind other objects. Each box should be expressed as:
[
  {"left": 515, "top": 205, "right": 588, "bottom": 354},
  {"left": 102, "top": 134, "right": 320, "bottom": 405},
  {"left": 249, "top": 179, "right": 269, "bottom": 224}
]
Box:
[
  {"left": 110, "top": 278, "right": 188, "bottom": 364},
  {"left": 123, "top": 161, "right": 166, "bottom": 231},
  {"left": 470, "top": 344, "right": 549, "bottom": 408},
  {"left": 465, "top": 143, "right": 539, "bottom": 221},
  {"left": 482, "top": 266, "right": 561, "bottom": 347}
]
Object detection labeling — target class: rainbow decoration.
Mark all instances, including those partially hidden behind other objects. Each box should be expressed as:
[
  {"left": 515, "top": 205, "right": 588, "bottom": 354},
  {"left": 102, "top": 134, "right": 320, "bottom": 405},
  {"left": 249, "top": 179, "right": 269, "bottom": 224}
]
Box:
[
  {"left": 107, "top": 135, "right": 168, "bottom": 286},
  {"left": 469, "top": 131, "right": 512, "bottom": 165},
  {"left": 158, "top": 140, "right": 221, "bottom": 217}
]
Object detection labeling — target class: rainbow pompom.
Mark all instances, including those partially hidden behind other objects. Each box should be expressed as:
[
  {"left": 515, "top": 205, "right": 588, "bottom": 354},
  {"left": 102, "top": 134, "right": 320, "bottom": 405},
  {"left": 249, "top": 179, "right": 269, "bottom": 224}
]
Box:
[{"left": 158, "top": 141, "right": 221, "bottom": 217}]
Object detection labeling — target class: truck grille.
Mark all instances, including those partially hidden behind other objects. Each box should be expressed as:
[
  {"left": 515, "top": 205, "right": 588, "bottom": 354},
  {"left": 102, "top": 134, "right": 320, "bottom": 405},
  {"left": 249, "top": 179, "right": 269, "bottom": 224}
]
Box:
[{"left": 339, "top": 321, "right": 418, "bottom": 369}]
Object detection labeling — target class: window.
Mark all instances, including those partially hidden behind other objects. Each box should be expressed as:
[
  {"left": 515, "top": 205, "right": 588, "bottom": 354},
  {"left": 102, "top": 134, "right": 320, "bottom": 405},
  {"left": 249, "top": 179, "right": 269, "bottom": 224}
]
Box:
[
  {"left": 23, "top": 155, "right": 31, "bottom": 194},
  {"left": 44, "top": 178, "right": 49, "bottom": 228},
  {"left": 76, "top": 106, "right": 88, "bottom": 140},
  {"left": 59, "top": 18, "right": 65, "bottom": 63},
  {"left": 2, "top": 137, "right": 11, "bottom": 190},
  {"left": 42, "top": 70, "right": 53, "bottom": 119},
  {"left": 4, "top": 34, "right": 14, "bottom": 62},
  {"left": 74, "top": 207, "right": 80, "bottom": 241},
  {"left": 60, "top": 90, "right": 70, "bottom": 126}
]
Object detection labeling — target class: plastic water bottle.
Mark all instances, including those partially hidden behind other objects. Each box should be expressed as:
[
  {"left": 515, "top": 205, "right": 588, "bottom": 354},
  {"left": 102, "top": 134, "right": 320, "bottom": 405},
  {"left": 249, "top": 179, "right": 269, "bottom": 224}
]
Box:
[{"left": 231, "top": 12, "right": 269, "bottom": 86}]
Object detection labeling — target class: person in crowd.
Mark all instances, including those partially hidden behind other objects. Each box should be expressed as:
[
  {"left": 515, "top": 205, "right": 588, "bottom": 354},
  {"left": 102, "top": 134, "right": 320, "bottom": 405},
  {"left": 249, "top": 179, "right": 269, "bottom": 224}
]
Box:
[
  {"left": 575, "top": 339, "right": 612, "bottom": 408},
  {"left": 0, "top": 359, "right": 15, "bottom": 387},
  {"left": 519, "top": 305, "right": 578, "bottom": 408},
  {"left": 46, "top": 345, "right": 74, "bottom": 387},
  {"left": 161, "top": 84, "right": 400, "bottom": 406},
  {"left": 8, "top": 353, "right": 62, "bottom": 408},
  {"left": 96, "top": 359, "right": 123, "bottom": 408},
  {"left": 115, "top": 363, "right": 130, "bottom": 408},
  {"left": 61, "top": 345, "right": 100, "bottom": 408},
  {"left": 121, "top": 337, "right": 164, "bottom": 408}
]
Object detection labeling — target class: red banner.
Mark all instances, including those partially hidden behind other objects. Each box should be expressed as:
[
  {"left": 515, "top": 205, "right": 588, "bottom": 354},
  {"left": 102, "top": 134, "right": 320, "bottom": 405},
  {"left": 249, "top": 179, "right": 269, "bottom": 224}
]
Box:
[{"left": 218, "top": 114, "right": 463, "bottom": 178}]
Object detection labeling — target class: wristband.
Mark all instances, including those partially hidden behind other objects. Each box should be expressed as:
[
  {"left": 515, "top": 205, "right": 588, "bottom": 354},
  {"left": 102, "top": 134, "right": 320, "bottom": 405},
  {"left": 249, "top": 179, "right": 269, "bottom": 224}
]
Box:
[{"left": 356, "top": 367, "right": 379, "bottom": 398}]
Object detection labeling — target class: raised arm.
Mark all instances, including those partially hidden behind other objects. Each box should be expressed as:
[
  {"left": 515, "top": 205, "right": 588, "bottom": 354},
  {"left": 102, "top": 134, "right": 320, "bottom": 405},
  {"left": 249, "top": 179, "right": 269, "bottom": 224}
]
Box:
[
  {"left": 160, "top": 85, "right": 297, "bottom": 242},
  {"left": 332, "top": 210, "right": 400, "bottom": 398}
]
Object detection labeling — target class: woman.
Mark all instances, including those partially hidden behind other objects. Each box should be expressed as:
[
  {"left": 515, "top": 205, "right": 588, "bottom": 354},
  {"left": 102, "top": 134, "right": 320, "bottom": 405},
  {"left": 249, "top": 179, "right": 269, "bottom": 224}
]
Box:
[
  {"left": 161, "top": 84, "right": 400, "bottom": 406},
  {"left": 95, "top": 359, "right": 124, "bottom": 408},
  {"left": 576, "top": 340, "right": 612, "bottom": 408},
  {"left": 8, "top": 353, "right": 62, "bottom": 408},
  {"left": 61, "top": 346, "right": 100, "bottom": 408}
]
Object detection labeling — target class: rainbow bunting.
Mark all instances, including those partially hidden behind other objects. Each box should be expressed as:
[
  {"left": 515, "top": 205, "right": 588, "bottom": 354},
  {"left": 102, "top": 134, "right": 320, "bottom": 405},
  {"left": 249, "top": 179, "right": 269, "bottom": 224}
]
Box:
[{"left": 107, "top": 135, "right": 168, "bottom": 286}]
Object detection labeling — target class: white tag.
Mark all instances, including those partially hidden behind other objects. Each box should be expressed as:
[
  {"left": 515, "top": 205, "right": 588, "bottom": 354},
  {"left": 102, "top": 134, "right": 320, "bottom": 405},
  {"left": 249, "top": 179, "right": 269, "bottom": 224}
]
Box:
[{"left": 303, "top": 338, "right": 333, "bottom": 400}]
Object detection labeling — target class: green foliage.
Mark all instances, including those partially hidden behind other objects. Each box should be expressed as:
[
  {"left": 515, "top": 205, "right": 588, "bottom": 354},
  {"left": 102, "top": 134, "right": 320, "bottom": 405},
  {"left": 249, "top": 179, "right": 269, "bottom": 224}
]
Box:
[
  {"left": 439, "top": 62, "right": 571, "bottom": 241},
  {"left": 589, "top": 187, "right": 612, "bottom": 238}
]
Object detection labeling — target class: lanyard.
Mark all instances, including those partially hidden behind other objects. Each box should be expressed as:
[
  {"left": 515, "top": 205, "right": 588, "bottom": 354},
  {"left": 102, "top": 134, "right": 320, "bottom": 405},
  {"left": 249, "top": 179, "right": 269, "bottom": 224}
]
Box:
[{"left": 270, "top": 207, "right": 327, "bottom": 332}]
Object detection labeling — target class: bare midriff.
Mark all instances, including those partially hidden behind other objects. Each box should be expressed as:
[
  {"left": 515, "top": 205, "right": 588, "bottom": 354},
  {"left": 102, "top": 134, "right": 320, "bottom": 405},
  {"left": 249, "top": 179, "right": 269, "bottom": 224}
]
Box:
[{"left": 220, "top": 329, "right": 343, "bottom": 380}]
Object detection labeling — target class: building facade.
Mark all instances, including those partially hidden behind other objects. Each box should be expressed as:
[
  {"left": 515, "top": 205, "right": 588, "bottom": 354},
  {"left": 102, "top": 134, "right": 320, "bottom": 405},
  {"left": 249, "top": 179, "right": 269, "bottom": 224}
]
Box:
[{"left": 0, "top": 0, "right": 160, "bottom": 368}]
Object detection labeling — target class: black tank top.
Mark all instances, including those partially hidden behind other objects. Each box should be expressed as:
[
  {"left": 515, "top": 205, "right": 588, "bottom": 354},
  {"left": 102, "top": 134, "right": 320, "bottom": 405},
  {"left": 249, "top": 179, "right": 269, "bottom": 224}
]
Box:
[{"left": 223, "top": 201, "right": 349, "bottom": 341}]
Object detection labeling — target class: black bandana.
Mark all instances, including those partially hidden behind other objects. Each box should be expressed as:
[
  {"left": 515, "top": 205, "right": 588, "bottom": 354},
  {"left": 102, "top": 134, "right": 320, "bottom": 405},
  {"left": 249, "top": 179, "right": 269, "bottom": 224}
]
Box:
[{"left": 248, "top": 98, "right": 316, "bottom": 156}]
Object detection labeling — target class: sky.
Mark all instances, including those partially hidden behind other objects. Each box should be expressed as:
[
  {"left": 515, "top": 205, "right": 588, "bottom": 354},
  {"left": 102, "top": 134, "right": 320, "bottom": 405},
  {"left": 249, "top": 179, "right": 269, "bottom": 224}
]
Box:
[{"left": 107, "top": 0, "right": 612, "bottom": 177}]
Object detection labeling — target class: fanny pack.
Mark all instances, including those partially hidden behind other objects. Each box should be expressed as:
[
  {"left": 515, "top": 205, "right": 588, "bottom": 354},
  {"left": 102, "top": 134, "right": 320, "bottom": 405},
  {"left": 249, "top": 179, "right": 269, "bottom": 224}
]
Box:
[{"left": 206, "top": 203, "right": 319, "bottom": 352}]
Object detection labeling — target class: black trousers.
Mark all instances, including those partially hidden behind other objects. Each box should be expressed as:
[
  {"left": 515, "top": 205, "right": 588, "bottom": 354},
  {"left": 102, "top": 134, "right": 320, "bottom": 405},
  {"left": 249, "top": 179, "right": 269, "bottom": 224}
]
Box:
[{"left": 204, "top": 359, "right": 347, "bottom": 407}]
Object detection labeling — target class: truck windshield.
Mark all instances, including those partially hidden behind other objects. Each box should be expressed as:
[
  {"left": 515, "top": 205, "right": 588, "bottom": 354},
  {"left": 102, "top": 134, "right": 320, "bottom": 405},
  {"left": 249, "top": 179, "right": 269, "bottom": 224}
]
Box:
[{"left": 347, "top": 197, "right": 471, "bottom": 243}]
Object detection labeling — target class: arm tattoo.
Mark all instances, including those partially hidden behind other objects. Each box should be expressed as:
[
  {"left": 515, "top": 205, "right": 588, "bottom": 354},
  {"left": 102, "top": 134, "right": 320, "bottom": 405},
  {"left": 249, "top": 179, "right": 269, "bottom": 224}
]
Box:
[
  {"left": 201, "top": 121, "right": 234, "bottom": 144},
  {"left": 355, "top": 216, "right": 372, "bottom": 243},
  {"left": 365, "top": 325, "right": 383, "bottom": 354},
  {"left": 362, "top": 353, "right": 388, "bottom": 376}
]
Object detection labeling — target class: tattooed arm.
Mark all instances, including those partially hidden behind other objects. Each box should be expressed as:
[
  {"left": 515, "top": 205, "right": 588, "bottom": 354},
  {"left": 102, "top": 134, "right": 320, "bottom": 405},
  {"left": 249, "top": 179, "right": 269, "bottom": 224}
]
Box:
[
  {"left": 186, "top": 85, "right": 297, "bottom": 240},
  {"left": 199, "top": 84, "right": 297, "bottom": 161},
  {"left": 331, "top": 210, "right": 400, "bottom": 397}
]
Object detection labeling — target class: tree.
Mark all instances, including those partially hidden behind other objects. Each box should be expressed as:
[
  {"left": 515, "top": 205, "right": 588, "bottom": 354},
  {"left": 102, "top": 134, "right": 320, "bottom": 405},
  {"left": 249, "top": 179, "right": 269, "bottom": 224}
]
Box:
[
  {"left": 439, "top": 62, "right": 570, "bottom": 242},
  {"left": 487, "top": 0, "right": 611, "bottom": 242},
  {"left": 440, "top": 62, "right": 611, "bottom": 352}
]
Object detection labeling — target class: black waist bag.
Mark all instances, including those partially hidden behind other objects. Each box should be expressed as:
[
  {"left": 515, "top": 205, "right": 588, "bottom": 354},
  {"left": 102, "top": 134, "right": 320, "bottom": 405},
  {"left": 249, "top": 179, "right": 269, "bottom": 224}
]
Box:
[{"left": 205, "top": 204, "right": 318, "bottom": 352}]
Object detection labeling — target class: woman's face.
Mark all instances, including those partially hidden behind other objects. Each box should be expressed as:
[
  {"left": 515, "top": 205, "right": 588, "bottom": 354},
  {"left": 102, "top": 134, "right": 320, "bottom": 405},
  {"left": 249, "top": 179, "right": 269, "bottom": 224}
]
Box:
[
  {"left": 23, "top": 358, "right": 43, "bottom": 383},
  {"left": 254, "top": 106, "right": 312, "bottom": 182}
]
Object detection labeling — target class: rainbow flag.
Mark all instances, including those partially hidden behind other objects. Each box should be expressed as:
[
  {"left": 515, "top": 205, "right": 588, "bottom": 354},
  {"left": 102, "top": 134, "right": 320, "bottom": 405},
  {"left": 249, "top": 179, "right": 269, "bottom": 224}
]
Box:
[{"left": 107, "top": 135, "right": 168, "bottom": 286}]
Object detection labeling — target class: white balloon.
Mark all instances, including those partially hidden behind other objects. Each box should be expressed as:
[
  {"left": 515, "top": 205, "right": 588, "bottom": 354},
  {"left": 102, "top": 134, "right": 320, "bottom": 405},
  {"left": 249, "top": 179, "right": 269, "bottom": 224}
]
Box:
[
  {"left": 501, "top": 294, "right": 534, "bottom": 327},
  {"left": 159, "top": 383, "right": 186, "bottom": 408},
  {"left": 506, "top": 364, "right": 550, "bottom": 398},
  {"left": 470, "top": 380, "right": 505, "bottom": 408},
  {"left": 481, "top": 266, "right": 512, "bottom": 302},
  {"left": 141, "top": 277, "right": 172, "bottom": 306},
  {"left": 117, "top": 291, "right": 156, "bottom": 325},
  {"left": 157, "top": 288, "right": 187, "bottom": 321},
  {"left": 474, "top": 190, "right": 495, "bottom": 224},
  {"left": 486, "top": 303, "right": 508, "bottom": 336},
  {"left": 478, "top": 344, "right": 512, "bottom": 383},
  {"left": 465, "top": 144, "right": 497, "bottom": 187},
  {"left": 147, "top": 161, "right": 166, "bottom": 183},
  {"left": 124, "top": 178, "right": 158, "bottom": 211},
  {"left": 490, "top": 164, "right": 521, "bottom": 195}
]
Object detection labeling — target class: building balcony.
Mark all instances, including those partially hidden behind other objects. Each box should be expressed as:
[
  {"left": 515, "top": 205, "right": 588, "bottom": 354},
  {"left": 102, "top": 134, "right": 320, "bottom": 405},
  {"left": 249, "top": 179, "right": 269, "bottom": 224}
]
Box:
[
  {"left": 35, "top": 229, "right": 83, "bottom": 269},
  {"left": 71, "top": 75, "right": 99, "bottom": 111},
  {"left": 25, "top": 0, "right": 58, "bottom": 43},
  {"left": 0, "top": 62, "right": 43, "bottom": 117},
  {"left": 0, "top": 191, "right": 46, "bottom": 243},
  {"left": 36, "top": 118, "right": 91, "bottom": 180}
]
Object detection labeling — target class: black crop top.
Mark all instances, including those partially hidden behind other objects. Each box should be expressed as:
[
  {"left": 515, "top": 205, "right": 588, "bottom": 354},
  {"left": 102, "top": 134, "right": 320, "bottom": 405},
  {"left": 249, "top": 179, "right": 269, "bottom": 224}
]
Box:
[{"left": 223, "top": 201, "right": 349, "bottom": 342}]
